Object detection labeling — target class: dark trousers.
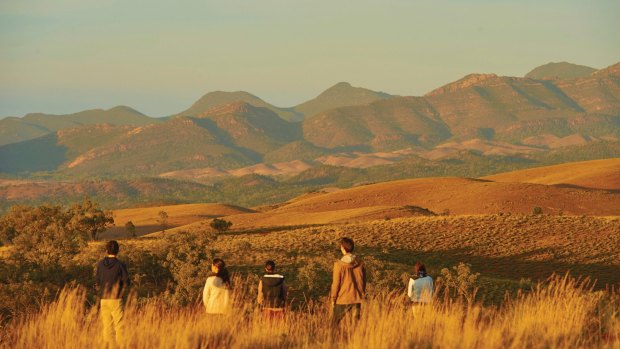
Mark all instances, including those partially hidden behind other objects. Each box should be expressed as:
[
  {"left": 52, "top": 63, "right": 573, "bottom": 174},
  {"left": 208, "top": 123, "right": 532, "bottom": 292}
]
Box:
[{"left": 333, "top": 303, "right": 361, "bottom": 326}]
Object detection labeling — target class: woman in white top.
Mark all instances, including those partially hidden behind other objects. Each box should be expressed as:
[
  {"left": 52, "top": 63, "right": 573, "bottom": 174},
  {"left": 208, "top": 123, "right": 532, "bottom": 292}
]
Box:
[
  {"left": 407, "top": 262, "right": 434, "bottom": 304},
  {"left": 202, "top": 258, "right": 231, "bottom": 314}
]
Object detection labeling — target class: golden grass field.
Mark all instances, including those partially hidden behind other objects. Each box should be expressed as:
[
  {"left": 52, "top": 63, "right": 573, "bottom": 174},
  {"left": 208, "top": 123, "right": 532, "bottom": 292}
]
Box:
[{"left": 3, "top": 275, "right": 619, "bottom": 348}]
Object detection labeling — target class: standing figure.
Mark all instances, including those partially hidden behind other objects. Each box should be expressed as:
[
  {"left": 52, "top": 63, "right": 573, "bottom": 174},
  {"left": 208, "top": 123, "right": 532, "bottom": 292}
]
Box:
[
  {"left": 96, "top": 240, "right": 131, "bottom": 347},
  {"left": 203, "top": 258, "right": 231, "bottom": 315},
  {"left": 407, "top": 261, "right": 434, "bottom": 312},
  {"left": 257, "top": 260, "right": 287, "bottom": 320},
  {"left": 331, "top": 237, "right": 366, "bottom": 326}
]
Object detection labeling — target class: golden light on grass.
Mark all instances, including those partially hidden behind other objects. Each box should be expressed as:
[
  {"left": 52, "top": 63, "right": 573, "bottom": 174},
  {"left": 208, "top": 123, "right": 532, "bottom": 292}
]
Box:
[{"left": 3, "top": 275, "right": 619, "bottom": 348}]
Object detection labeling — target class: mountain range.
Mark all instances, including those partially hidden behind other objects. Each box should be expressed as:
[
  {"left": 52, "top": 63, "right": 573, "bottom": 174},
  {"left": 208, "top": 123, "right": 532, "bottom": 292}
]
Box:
[{"left": 1, "top": 61, "right": 619, "bottom": 178}]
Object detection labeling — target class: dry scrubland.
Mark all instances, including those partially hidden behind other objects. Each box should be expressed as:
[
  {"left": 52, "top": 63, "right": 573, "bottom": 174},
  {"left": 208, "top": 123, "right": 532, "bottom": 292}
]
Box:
[{"left": 2, "top": 214, "right": 620, "bottom": 348}]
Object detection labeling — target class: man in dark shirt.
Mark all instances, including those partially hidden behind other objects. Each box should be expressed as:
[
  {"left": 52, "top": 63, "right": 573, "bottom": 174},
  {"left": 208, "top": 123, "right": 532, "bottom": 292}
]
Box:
[{"left": 96, "top": 240, "right": 130, "bottom": 346}]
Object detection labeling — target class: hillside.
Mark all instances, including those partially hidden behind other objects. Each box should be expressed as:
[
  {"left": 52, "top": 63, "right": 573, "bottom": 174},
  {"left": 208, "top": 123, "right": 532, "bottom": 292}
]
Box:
[
  {"left": 552, "top": 62, "right": 620, "bottom": 116},
  {"left": 175, "top": 91, "right": 303, "bottom": 122},
  {"left": 424, "top": 74, "right": 585, "bottom": 138},
  {"left": 525, "top": 62, "right": 597, "bottom": 79},
  {"left": 103, "top": 203, "right": 254, "bottom": 238},
  {"left": 268, "top": 177, "right": 619, "bottom": 216},
  {"left": 294, "top": 82, "right": 393, "bottom": 118},
  {"left": 303, "top": 97, "right": 451, "bottom": 151},
  {"left": 0, "top": 106, "right": 158, "bottom": 146},
  {"left": 193, "top": 102, "right": 302, "bottom": 154},
  {"left": 483, "top": 158, "right": 620, "bottom": 190}
]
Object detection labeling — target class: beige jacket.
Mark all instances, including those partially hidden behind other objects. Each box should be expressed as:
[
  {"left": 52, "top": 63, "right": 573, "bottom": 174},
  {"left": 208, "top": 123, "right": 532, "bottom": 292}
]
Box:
[
  {"left": 331, "top": 254, "right": 366, "bottom": 304},
  {"left": 203, "top": 276, "right": 230, "bottom": 314}
]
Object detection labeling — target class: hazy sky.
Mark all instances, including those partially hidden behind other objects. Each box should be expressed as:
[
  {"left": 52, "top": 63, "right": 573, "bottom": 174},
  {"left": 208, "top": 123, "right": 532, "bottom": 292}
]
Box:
[{"left": 1, "top": 0, "right": 619, "bottom": 117}]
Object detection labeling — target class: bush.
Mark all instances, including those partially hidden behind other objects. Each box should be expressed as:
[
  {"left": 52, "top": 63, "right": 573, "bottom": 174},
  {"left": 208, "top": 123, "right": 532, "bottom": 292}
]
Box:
[
  {"left": 210, "top": 218, "right": 232, "bottom": 232},
  {"left": 438, "top": 262, "right": 480, "bottom": 305},
  {"left": 159, "top": 232, "right": 215, "bottom": 305},
  {"left": 532, "top": 207, "right": 543, "bottom": 215},
  {"left": 0, "top": 204, "right": 93, "bottom": 268}
]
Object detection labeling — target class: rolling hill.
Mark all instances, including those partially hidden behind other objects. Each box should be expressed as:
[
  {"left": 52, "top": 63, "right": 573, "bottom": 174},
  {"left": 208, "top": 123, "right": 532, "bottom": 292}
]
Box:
[
  {"left": 102, "top": 203, "right": 255, "bottom": 238},
  {"left": 174, "top": 90, "right": 303, "bottom": 122},
  {"left": 483, "top": 158, "right": 620, "bottom": 190},
  {"left": 0, "top": 106, "right": 158, "bottom": 146},
  {"left": 294, "top": 82, "right": 393, "bottom": 118},
  {"left": 525, "top": 62, "right": 597, "bottom": 79}
]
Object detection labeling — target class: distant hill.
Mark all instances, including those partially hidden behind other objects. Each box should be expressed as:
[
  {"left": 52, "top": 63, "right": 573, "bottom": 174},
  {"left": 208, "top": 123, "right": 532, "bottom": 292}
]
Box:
[
  {"left": 551, "top": 62, "right": 620, "bottom": 116},
  {"left": 193, "top": 102, "right": 302, "bottom": 154},
  {"left": 483, "top": 158, "right": 620, "bottom": 190},
  {"left": 175, "top": 91, "right": 303, "bottom": 122},
  {"left": 0, "top": 106, "right": 157, "bottom": 146},
  {"left": 525, "top": 62, "right": 597, "bottom": 80},
  {"left": 2, "top": 61, "right": 619, "bottom": 180},
  {"left": 425, "top": 74, "right": 585, "bottom": 138},
  {"left": 294, "top": 82, "right": 393, "bottom": 118},
  {"left": 303, "top": 97, "right": 451, "bottom": 151}
]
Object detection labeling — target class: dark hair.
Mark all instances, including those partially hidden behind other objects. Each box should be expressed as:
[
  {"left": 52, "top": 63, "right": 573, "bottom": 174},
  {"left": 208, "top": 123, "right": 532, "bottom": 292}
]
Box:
[
  {"left": 213, "top": 258, "right": 231, "bottom": 287},
  {"left": 413, "top": 262, "right": 427, "bottom": 277},
  {"left": 340, "top": 237, "right": 355, "bottom": 253},
  {"left": 106, "top": 240, "right": 119, "bottom": 255},
  {"left": 265, "top": 260, "right": 276, "bottom": 273}
]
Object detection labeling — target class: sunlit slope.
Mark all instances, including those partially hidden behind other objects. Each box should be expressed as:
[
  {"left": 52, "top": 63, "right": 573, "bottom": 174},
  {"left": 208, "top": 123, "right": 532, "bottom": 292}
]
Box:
[
  {"left": 483, "top": 158, "right": 620, "bottom": 190},
  {"left": 271, "top": 177, "right": 619, "bottom": 216},
  {"left": 104, "top": 203, "right": 254, "bottom": 238}
]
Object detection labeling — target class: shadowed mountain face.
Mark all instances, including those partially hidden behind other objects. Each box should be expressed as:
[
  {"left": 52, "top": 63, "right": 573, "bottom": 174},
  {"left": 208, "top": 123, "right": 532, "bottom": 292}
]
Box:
[
  {"left": 525, "top": 62, "right": 597, "bottom": 80},
  {"left": 294, "top": 82, "right": 393, "bottom": 118},
  {"left": 0, "top": 106, "right": 158, "bottom": 146},
  {"left": 303, "top": 97, "right": 451, "bottom": 151},
  {"left": 424, "top": 74, "right": 586, "bottom": 138}
]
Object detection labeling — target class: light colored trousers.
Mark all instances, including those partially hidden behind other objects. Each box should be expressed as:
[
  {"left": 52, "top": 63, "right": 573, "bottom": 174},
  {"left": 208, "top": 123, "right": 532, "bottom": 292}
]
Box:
[{"left": 100, "top": 299, "right": 124, "bottom": 346}]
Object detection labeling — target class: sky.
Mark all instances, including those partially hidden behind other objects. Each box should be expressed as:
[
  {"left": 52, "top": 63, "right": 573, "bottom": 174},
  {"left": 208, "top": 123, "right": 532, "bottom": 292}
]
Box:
[{"left": 1, "top": 0, "right": 619, "bottom": 118}]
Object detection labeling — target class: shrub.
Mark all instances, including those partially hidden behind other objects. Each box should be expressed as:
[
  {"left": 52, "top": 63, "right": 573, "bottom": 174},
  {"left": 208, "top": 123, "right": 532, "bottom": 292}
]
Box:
[
  {"left": 438, "top": 262, "right": 480, "bottom": 305},
  {"left": 0, "top": 204, "right": 94, "bottom": 268},
  {"left": 159, "top": 232, "right": 214, "bottom": 305},
  {"left": 532, "top": 206, "right": 543, "bottom": 215},
  {"left": 125, "top": 221, "right": 137, "bottom": 238},
  {"left": 210, "top": 218, "right": 232, "bottom": 232}
]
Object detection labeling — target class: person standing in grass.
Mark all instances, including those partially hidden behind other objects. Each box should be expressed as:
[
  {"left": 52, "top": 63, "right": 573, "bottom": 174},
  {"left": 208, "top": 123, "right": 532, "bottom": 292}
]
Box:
[
  {"left": 96, "top": 240, "right": 131, "bottom": 347},
  {"left": 203, "top": 258, "right": 231, "bottom": 315},
  {"left": 257, "top": 260, "right": 287, "bottom": 320},
  {"left": 331, "top": 237, "right": 366, "bottom": 326},
  {"left": 407, "top": 262, "right": 434, "bottom": 310}
]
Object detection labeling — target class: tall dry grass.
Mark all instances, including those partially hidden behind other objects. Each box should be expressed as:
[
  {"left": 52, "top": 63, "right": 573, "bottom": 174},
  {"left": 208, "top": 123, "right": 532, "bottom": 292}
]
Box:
[{"left": 1, "top": 275, "right": 618, "bottom": 349}]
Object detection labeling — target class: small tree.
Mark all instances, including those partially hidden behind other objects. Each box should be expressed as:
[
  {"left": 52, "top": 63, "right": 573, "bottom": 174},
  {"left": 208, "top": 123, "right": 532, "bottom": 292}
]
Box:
[
  {"left": 68, "top": 198, "right": 114, "bottom": 241},
  {"left": 210, "top": 218, "right": 232, "bottom": 233},
  {"left": 157, "top": 211, "right": 169, "bottom": 233},
  {"left": 532, "top": 206, "right": 543, "bottom": 215},
  {"left": 125, "top": 221, "right": 137, "bottom": 238}
]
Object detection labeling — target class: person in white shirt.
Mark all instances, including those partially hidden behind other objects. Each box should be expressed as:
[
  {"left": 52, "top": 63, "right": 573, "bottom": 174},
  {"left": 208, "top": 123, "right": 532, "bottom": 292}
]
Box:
[
  {"left": 407, "top": 262, "right": 434, "bottom": 307},
  {"left": 203, "top": 258, "right": 231, "bottom": 315}
]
